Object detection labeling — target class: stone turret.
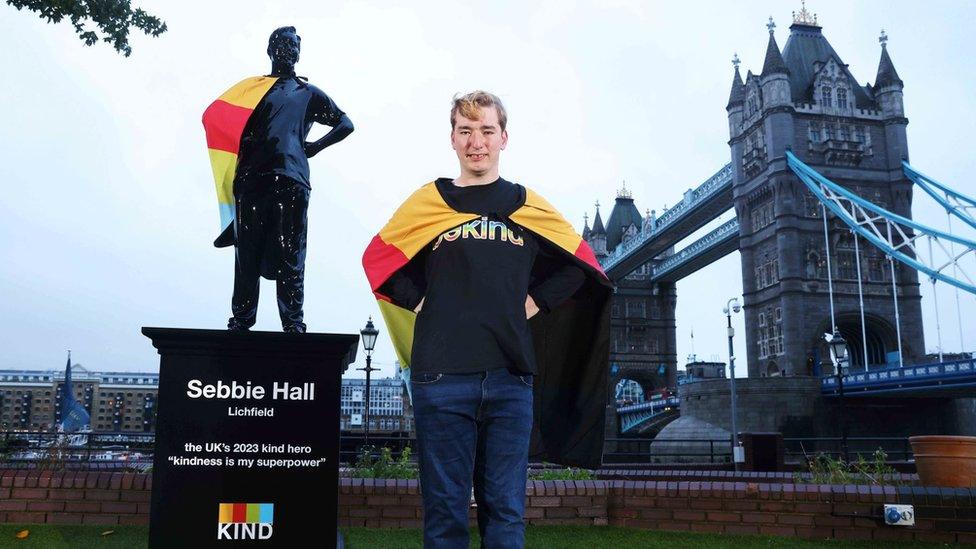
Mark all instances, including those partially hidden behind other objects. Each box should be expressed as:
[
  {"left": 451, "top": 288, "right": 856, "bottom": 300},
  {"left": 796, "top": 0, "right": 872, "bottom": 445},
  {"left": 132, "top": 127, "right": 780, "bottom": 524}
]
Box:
[
  {"left": 727, "top": 6, "right": 922, "bottom": 377},
  {"left": 589, "top": 202, "right": 607, "bottom": 258},
  {"left": 726, "top": 55, "right": 746, "bottom": 138},
  {"left": 873, "top": 30, "right": 904, "bottom": 118},
  {"left": 760, "top": 18, "right": 792, "bottom": 109},
  {"left": 873, "top": 29, "right": 909, "bottom": 167}
]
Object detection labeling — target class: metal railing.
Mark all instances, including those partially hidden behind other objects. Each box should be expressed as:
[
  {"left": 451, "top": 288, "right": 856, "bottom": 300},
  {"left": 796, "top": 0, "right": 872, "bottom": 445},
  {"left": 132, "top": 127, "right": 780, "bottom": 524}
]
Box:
[
  {"left": 603, "top": 437, "right": 731, "bottom": 464},
  {"left": 0, "top": 431, "right": 154, "bottom": 470},
  {"left": 783, "top": 436, "right": 913, "bottom": 462},
  {"left": 616, "top": 396, "right": 680, "bottom": 414},
  {"left": 651, "top": 218, "right": 739, "bottom": 280},
  {"left": 0, "top": 432, "right": 913, "bottom": 471},
  {"left": 602, "top": 163, "right": 733, "bottom": 271},
  {"left": 822, "top": 358, "right": 976, "bottom": 395}
]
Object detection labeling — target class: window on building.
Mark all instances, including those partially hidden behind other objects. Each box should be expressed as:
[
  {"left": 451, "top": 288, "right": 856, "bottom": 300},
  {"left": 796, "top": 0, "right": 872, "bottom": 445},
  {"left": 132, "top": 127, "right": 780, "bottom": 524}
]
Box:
[
  {"left": 751, "top": 200, "right": 774, "bottom": 232},
  {"left": 839, "top": 125, "right": 850, "bottom": 141},
  {"left": 612, "top": 329, "right": 626, "bottom": 353},
  {"left": 758, "top": 308, "right": 784, "bottom": 359},
  {"left": 808, "top": 122, "right": 820, "bottom": 143},
  {"left": 821, "top": 86, "right": 832, "bottom": 107},
  {"left": 816, "top": 253, "right": 829, "bottom": 279},
  {"left": 837, "top": 88, "right": 848, "bottom": 109},
  {"left": 627, "top": 330, "right": 647, "bottom": 352},
  {"left": 825, "top": 124, "right": 834, "bottom": 140},
  {"left": 836, "top": 245, "right": 857, "bottom": 280},
  {"left": 626, "top": 300, "right": 646, "bottom": 318},
  {"left": 852, "top": 126, "right": 863, "bottom": 142},
  {"left": 804, "top": 193, "right": 823, "bottom": 218},
  {"left": 868, "top": 257, "right": 887, "bottom": 282},
  {"left": 755, "top": 254, "right": 780, "bottom": 289}
]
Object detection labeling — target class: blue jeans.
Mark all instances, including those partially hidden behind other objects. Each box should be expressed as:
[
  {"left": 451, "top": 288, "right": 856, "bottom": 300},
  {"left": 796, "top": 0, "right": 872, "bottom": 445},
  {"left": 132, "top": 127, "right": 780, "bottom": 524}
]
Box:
[{"left": 411, "top": 367, "right": 533, "bottom": 549}]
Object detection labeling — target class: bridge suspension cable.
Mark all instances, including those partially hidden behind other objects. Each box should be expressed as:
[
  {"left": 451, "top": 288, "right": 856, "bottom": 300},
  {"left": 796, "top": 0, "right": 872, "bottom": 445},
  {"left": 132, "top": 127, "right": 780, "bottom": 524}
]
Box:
[
  {"left": 903, "top": 162, "right": 975, "bottom": 351},
  {"left": 786, "top": 151, "right": 976, "bottom": 297},
  {"left": 903, "top": 162, "right": 976, "bottom": 232}
]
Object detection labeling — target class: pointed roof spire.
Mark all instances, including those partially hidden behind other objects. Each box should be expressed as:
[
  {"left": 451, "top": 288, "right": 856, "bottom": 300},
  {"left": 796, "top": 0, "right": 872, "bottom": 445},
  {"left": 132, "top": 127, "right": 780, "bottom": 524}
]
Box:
[
  {"left": 726, "top": 53, "right": 745, "bottom": 109},
  {"left": 761, "top": 18, "right": 789, "bottom": 77},
  {"left": 874, "top": 29, "right": 903, "bottom": 89},
  {"left": 591, "top": 200, "right": 606, "bottom": 236},
  {"left": 582, "top": 212, "right": 591, "bottom": 240}
]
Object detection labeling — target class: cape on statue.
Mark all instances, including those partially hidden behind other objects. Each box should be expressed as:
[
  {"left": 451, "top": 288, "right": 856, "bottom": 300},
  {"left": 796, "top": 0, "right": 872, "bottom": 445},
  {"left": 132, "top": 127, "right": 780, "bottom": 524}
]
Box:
[
  {"left": 362, "top": 182, "right": 613, "bottom": 468},
  {"left": 201, "top": 76, "right": 279, "bottom": 244}
]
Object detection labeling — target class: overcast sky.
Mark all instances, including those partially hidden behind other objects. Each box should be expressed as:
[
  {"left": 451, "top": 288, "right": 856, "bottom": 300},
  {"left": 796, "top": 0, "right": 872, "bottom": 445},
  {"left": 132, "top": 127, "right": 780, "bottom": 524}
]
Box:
[{"left": 1, "top": 0, "right": 974, "bottom": 378}]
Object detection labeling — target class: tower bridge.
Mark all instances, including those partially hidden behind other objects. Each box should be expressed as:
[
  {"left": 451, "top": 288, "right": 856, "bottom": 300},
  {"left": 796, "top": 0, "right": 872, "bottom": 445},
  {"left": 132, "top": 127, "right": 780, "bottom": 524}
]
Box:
[{"left": 606, "top": 8, "right": 975, "bottom": 444}]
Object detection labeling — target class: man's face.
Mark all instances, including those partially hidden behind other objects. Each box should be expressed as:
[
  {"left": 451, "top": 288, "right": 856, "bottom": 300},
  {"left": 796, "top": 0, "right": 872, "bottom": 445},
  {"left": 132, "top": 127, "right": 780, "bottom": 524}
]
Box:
[
  {"left": 270, "top": 31, "right": 301, "bottom": 66},
  {"left": 451, "top": 106, "right": 508, "bottom": 178}
]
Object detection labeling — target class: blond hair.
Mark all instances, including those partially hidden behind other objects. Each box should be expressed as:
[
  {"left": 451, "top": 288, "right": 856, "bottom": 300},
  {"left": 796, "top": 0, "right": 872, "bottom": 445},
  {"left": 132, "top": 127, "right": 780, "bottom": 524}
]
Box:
[{"left": 450, "top": 91, "right": 507, "bottom": 131}]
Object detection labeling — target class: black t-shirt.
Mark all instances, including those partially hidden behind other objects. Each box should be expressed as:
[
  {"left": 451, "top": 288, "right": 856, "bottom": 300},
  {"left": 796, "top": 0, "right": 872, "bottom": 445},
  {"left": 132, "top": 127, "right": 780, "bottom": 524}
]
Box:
[
  {"left": 234, "top": 77, "right": 344, "bottom": 193},
  {"left": 381, "top": 177, "right": 585, "bottom": 375}
]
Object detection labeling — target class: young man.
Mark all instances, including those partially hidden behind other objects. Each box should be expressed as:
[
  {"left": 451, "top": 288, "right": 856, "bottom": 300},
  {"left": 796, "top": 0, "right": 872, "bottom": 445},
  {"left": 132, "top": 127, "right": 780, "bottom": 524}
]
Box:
[{"left": 363, "top": 91, "right": 611, "bottom": 548}]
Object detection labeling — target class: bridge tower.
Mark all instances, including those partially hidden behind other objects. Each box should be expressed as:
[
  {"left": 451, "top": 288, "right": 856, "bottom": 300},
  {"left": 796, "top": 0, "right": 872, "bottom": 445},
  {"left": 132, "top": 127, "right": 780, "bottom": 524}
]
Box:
[
  {"left": 584, "top": 188, "right": 678, "bottom": 406},
  {"left": 728, "top": 11, "right": 924, "bottom": 378}
]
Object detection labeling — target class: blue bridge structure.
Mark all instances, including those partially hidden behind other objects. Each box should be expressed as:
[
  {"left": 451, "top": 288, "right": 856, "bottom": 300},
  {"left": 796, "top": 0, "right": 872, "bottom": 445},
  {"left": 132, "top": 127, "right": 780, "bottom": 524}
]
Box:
[
  {"left": 822, "top": 358, "right": 976, "bottom": 398},
  {"left": 617, "top": 397, "right": 680, "bottom": 434}
]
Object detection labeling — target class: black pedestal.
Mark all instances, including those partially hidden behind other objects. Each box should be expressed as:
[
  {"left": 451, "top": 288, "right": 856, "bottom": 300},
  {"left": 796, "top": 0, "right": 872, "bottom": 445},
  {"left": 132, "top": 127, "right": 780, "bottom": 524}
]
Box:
[{"left": 143, "top": 328, "right": 357, "bottom": 548}]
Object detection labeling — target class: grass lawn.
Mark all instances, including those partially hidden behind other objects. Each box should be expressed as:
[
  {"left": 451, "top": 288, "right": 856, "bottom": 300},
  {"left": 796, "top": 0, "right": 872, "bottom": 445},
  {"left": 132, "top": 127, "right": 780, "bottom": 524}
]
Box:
[
  {"left": 0, "top": 525, "right": 149, "bottom": 548},
  {"left": 343, "top": 527, "right": 963, "bottom": 548},
  {"left": 0, "top": 525, "right": 962, "bottom": 548}
]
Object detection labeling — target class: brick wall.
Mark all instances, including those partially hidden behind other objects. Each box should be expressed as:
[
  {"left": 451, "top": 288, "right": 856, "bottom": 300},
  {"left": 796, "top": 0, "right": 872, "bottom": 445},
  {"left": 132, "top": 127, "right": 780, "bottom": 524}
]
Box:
[
  {"left": 337, "top": 478, "right": 976, "bottom": 543},
  {"left": 2, "top": 469, "right": 975, "bottom": 543},
  {"left": 0, "top": 470, "right": 150, "bottom": 526}
]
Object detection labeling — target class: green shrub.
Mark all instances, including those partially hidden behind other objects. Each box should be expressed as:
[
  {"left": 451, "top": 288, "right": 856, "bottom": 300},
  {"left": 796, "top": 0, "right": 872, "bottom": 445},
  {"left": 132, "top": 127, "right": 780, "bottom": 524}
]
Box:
[
  {"left": 351, "top": 446, "right": 418, "bottom": 479},
  {"left": 528, "top": 466, "right": 595, "bottom": 481},
  {"left": 794, "top": 448, "right": 899, "bottom": 486}
]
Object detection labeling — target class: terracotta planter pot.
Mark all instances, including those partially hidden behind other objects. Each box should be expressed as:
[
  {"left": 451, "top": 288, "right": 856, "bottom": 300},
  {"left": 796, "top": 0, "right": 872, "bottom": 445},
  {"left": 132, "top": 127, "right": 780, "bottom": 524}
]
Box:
[{"left": 910, "top": 435, "right": 976, "bottom": 488}]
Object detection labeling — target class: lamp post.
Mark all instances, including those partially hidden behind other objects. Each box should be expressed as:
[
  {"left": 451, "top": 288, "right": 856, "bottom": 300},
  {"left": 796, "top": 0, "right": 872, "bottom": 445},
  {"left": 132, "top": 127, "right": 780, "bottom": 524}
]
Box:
[
  {"left": 358, "top": 317, "right": 379, "bottom": 450},
  {"left": 826, "top": 328, "right": 849, "bottom": 462},
  {"left": 723, "top": 297, "right": 743, "bottom": 470}
]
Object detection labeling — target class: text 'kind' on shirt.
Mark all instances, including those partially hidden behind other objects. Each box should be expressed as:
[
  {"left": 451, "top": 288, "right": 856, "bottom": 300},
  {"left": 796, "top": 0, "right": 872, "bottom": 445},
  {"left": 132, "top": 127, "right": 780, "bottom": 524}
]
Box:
[{"left": 393, "top": 178, "right": 584, "bottom": 376}]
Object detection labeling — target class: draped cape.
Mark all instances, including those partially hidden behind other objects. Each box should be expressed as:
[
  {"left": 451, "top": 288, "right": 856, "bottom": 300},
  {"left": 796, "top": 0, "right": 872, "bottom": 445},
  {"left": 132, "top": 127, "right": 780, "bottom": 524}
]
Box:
[
  {"left": 202, "top": 76, "right": 279, "bottom": 246},
  {"left": 362, "top": 182, "right": 613, "bottom": 468}
]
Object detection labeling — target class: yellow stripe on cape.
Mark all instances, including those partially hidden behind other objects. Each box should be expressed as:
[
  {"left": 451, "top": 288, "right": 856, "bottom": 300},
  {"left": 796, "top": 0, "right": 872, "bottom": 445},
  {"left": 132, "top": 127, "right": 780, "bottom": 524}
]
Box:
[{"left": 365, "top": 181, "right": 605, "bottom": 371}]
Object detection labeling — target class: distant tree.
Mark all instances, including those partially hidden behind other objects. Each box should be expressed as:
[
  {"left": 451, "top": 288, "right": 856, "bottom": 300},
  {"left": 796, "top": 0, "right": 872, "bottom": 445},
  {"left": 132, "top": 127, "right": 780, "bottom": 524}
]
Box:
[{"left": 6, "top": 0, "right": 167, "bottom": 57}]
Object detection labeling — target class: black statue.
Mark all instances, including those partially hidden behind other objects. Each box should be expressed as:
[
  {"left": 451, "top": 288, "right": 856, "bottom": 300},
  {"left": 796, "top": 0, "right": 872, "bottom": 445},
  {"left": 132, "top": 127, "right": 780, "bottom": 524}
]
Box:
[{"left": 205, "top": 26, "right": 353, "bottom": 333}]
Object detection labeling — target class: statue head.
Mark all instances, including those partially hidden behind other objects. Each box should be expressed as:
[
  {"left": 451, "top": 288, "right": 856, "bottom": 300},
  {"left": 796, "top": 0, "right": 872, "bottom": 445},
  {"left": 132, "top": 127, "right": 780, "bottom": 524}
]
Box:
[{"left": 268, "top": 26, "right": 300, "bottom": 71}]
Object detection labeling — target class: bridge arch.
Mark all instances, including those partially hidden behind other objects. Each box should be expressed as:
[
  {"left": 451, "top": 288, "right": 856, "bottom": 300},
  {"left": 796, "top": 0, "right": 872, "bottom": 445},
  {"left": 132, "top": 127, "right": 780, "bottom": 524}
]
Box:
[
  {"left": 607, "top": 367, "right": 663, "bottom": 404},
  {"left": 808, "top": 312, "right": 901, "bottom": 372}
]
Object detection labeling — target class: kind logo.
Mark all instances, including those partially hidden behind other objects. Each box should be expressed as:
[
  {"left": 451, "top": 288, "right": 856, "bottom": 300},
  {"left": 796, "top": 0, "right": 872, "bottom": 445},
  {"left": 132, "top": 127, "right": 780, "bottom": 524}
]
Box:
[{"left": 217, "top": 503, "right": 274, "bottom": 540}]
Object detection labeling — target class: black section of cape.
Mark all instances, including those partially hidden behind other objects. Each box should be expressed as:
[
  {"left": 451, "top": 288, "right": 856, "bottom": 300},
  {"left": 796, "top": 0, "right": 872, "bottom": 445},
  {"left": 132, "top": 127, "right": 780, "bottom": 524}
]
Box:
[{"left": 366, "top": 181, "right": 613, "bottom": 468}]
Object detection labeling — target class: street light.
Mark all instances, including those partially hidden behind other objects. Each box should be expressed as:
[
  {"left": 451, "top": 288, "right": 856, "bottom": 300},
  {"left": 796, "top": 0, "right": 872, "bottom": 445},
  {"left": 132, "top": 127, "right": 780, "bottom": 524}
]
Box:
[
  {"left": 825, "top": 328, "right": 849, "bottom": 462},
  {"left": 723, "top": 297, "right": 744, "bottom": 470},
  {"left": 358, "top": 317, "right": 380, "bottom": 450}
]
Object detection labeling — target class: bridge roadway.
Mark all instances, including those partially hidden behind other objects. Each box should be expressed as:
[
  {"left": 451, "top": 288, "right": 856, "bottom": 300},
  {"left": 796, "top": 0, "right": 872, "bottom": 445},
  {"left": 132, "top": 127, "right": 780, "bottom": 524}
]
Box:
[
  {"left": 822, "top": 358, "right": 976, "bottom": 398},
  {"left": 617, "top": 358, "right": 976, "bottom": 433},
  {"left": 617, "top": 397, "right": 680, "bottom": 434},
  {"left": 604, "top": 163, "right": 736, "bottom": 280}
]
